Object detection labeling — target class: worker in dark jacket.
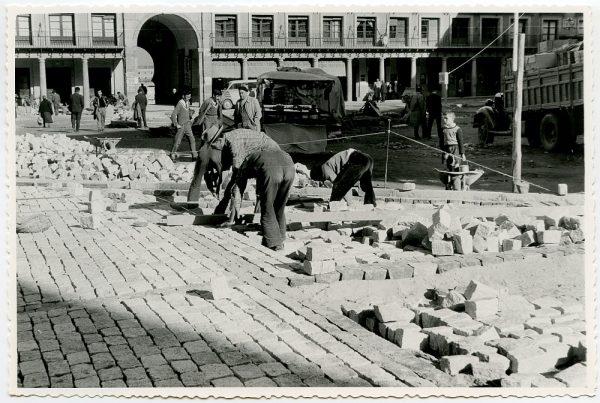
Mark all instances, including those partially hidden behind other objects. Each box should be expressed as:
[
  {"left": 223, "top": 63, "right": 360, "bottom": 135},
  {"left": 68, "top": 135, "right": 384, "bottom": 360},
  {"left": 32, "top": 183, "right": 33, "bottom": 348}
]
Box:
[
  {"left": 310, "top": 148, "right": 376, "bottom": 206},
  {"left": 224, "top": 149, "right": 295, "bottom": 251},
  {"left": 69, "top": 87, "right": 84, "bottom": 132},
  {"left": 426, "top": 88, "right": 442, "bottom": 140}
]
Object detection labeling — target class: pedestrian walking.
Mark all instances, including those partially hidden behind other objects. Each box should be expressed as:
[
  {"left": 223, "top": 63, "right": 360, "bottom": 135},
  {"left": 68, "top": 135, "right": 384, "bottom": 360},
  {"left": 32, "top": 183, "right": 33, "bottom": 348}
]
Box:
[
  {"left": 373, "top": 78, "right": 382, "bottom": 102},
  {"left": 92, "top": 90, "right": 109, "bottom": 132},
  {"left": 426, "top": 87, "right": 442, "bottom": 140},
  {"left": 194, "top": 89, "right": 222, "bottom": 141},
  {"left": 310, "top": 148, "right": 376, "bottom": 206},
  {"left": 38, "top": 95, "right": 53, "bottom": 128},
  {"left": 170, "top": 89, "right": 196, "bottom": 160},
  {"left": 69, "top": 87, "right": 84, "bottom": 132},
  {"left": 234, "top": 85, "right": 262, "bottom": 131},
  {"left": 223, "top": 150, "right": 295, "bottom": 251},
  {"left": 138, "top": 83, "right": 147, "bottom": 95},
  {"left": 51, "top": 90, "right": 61, "bottom": 115},
  {"left": 407, "top": 87, "right": 427, "bottom": 139},
  {"left": 381, "top": 80, "right": 387, "bottom": 102},
  {"left": 134, "top": 88, "right": 148, "bottom": 128}
]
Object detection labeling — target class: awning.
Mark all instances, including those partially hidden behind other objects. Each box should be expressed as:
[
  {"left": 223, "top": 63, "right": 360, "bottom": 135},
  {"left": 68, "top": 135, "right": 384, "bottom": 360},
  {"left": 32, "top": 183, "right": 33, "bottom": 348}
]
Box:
[
  {"left": 258, "top": 70, "right": 335, "bottom": 83},
  {"left": 264, "top": 123, "right": 327, "bottom": 154}
]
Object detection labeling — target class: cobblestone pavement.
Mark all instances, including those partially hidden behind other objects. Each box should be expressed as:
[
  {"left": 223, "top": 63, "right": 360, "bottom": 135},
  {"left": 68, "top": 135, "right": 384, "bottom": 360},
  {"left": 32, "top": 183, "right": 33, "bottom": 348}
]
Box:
[{"left": 16, "top": 186, "right": 471, "bottom": 389}]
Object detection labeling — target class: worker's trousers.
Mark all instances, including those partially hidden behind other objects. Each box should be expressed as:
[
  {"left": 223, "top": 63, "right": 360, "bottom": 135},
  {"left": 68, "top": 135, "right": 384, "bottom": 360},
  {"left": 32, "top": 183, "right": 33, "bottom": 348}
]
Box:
[
  {"left": 330, "top": 151, "right": 376, "bottom": 206},
  {"left": 171, "top": 122, "right": 196, "bottom": 155},
  {"left": 257, "top": 154, "right": 295, "bottom": 249}
]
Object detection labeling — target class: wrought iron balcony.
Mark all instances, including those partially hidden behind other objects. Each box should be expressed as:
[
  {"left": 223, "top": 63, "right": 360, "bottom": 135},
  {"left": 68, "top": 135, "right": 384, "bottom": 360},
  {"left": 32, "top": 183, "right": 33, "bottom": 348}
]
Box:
[
  {"left": 15, "top": 32, "right": 125, "bottom": 49},
  {"left": 210, "top": 31, "right": 540, "bottom": 50}
]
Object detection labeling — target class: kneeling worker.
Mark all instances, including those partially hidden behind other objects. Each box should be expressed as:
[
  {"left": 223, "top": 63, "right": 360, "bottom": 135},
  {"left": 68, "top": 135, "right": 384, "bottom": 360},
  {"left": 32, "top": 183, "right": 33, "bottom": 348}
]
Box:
[
  {"left": 225, "top": 150, "right": 295, "bottom": 251},
  {"left": 310, "top": 148, "right": 376, "bottom": 206}
]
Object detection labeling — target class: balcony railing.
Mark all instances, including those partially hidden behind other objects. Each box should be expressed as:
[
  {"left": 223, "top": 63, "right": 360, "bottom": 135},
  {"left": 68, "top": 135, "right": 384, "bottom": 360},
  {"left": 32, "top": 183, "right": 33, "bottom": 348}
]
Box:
[
  {"left": 15, "top": 32, "right": 125, "bottom": 49},
  {"left": 211, "top": 31, "right": 539, "bottom": 50}
]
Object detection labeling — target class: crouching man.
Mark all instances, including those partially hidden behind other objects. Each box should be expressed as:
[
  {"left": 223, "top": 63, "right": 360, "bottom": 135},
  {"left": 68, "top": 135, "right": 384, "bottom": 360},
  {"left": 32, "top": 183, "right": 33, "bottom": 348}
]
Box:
[
  {"left": 310, "top": 148, "right": 377, "bottom": 206},
  {"left": 225, "top": 150, "right": 295, "bottom": 251}
]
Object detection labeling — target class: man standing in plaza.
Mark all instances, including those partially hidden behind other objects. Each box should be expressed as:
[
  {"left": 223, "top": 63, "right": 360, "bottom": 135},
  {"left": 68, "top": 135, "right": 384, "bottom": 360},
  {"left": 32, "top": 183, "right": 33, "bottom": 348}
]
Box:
[
  {"left": 51, "top": 90, "right": 61, "bottom": 116},
  {"left": 194, "top": 89, "right": 222, "bottom": 142},
  {"left": 134, "top": 88, "right": 148, "bottom": 129},
  {"left": 234, "top": 86, "right": 262, "bottom": 131},
  {"left": 69, "top": 87, "right": 84, "bottom": 132},
  {"left": 92, "top": 90, "right": 109, "bottom": 133},
  {"left": 426, "top": 87, "right": 442, "bottom": 141},
  {"left": 170, "top": 89, "right": 196, "bottom": 160}
]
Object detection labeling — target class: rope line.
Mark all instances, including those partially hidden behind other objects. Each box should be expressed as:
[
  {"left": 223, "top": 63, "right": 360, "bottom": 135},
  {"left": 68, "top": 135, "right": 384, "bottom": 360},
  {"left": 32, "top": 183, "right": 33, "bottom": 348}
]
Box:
[
  {"left": 389, "top": 130, "right": 552, "bottom": 193},
  {"left": 448, "top": 13, "right": 526, "bottom": 75}
]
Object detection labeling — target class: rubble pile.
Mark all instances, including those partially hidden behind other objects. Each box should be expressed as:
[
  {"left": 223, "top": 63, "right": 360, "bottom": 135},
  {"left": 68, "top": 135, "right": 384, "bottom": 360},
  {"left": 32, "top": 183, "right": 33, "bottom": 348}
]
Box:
[
  {"left": 16, "top": 133, "right": 196, "bottom": 183},
  {"left": 343, "top": 279, "right": 587, "bottom": 387}
]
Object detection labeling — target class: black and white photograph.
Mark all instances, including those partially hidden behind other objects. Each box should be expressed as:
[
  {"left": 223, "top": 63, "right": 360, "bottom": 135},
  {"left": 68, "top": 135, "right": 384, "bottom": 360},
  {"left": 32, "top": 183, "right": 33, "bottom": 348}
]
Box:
[{"left": 3, "top": 3, "right": 597, "bottom": 398}]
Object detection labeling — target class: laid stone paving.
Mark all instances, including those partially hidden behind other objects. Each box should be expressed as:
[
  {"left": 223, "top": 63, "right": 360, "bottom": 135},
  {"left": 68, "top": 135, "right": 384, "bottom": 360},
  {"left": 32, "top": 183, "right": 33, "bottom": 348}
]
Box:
[{"left": 17, "top": 186, "right": 474, "bottom": 388}]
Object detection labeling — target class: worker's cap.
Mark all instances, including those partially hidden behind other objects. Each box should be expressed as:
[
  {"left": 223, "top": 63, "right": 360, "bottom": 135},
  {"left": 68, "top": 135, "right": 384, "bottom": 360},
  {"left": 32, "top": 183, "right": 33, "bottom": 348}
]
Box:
[
  {"left": 495, "top": 92, "right": 503, "bottom": 98},
  {"left": 239, "top": 85, "right": 249, "bottom": 92}
]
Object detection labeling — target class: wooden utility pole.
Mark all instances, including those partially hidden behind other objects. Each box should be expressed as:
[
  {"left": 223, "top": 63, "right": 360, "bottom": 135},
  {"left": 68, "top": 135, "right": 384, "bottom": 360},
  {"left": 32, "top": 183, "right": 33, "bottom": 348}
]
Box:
[{"left": 512, "top": 33, "right": 525, "bottom": 193}]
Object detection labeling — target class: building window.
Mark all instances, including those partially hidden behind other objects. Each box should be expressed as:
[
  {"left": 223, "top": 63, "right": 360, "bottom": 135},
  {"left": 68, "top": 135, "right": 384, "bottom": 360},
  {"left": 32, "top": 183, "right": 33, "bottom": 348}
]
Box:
[
  {"left": 16, "top": 15, "right": 31, "bottom": 44},
  {"left": 357, "top": 17, "right": 376, "bottom": 43},
  {"left": 481, "top": 18, "right": 499, "bottom": 44},
  {"left": 421, "top": 18, "right": 439, "bottom": 46},
  {"left": 49, "top": 14, "right": 74, "bottom": 43},
  {"left": 542, "top": 20, "right": 558, "bottom": 41},
  {"left": 288, "top": 16, "right": 308, "bottom": 44},
  {"left": 323, "top": 16, "right": 342, "bottom": 44},
  {"left": 252, "top": 16, "right": 273, "bottom": 45},
  {"left": 215, "top": 15, "right": 237, "bottom": 44},
  {"left": 389, "top": 17, "right": 407, "bottom": 45},
  {"left": 451, "top": 17, "right": 470, "bottom": 46},
  {"left": 92, "top": 14, "right": 116, "bottom": 45},
  {"left": 509, "top": 18, "right": 528, "bottom": 46}
]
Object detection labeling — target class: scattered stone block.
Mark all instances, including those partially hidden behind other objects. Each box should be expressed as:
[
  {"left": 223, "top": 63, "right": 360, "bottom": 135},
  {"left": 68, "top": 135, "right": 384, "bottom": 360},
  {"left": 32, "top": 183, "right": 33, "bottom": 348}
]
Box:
[
  {"left": 108, "top": 202, "right": 130, "bottom": 212},
  {"left": 303, "top": 260, "right": 336, "bottom": 275},
  {"left": 88, "top": 200, "right": 106, "bottom": 214},
  {"left": 409, "top": 262, "right": 438, "bottom": 277},
  {"left": 210, "top": 276, "right": 231, "bottom": 300},
  {"left": 386, "top": 265, "right": 414, "bottom": 279},
  {"left": 500, "top": 373, "right": 535, "bottom": 387},
  {"left": 543, "top": 214, "right": 563, "bottom": 229},
  {"left": 506, "top": 346, "right": 563, "bottom": 374},
  {"left": 498, "top": 295, "right": 535, "bottom": 317},
  {"left": 531, "top": 376, "right": 567, "bottom": 388},
  {"left": 520, "top": 230, "right": 536, "bottom": 247},
  {"left": 80, "top": 214, "right": 99, "bottom": 229},
  {"left": 328, "top": 200, "right": 348, "bottom": 212},
  {"left": 385, "top": 322, "right": 421, "bottom": 342},
  {"left": 432, "top": 208, "right": 452, "bottom": 229},
  {"left": 305, "top": 244, "right": 331, "bottom": 261},
  {"left": 439, "top": 355, "right": 479, "bottom": 375},
  {"left": 402, "top": 222, "right": 428, "bottom": 245},
  {"left": 314, "top": 272, "right": 341, "bottom": 284},
  {"left": 453, "top": 231, "right": 473, "bottom": 254},
  {"left": 337, "top": 267, "right": 363, "bottom": 281},
  {"left": 526, "top": 220, "right": 546, "bottom": 233},
  {"left": 394, "top": 329, "right": 428, "bottom": 350},
  {"left": 431, "top": 239, "right": 454, "bottom": 256},
  {"left": 464, "top": 280, "right": 499, "bottom": 301},
  {"left": 472, "top": 235, "right": 487, "bottom": 253},
  {"left": 485, "top": 236, "right": 499, "bottom": 252},
  {"left": 440, "top": 290, "right": 466, "bottom": 309},
  {"left": 537, "top": 230, "right": 561, "bottom": 245},
  {"left": 569, "top": 229, "right": 585, "bottom": 243},
  {"left": 502, "top": 239, "right": 522, "bottom": 252},
  {"left": 465, "top": 298, "right": 498, "bottom": 320},
  {"left": 423, "top": 327, "right": 462, "bottom": 356},
  {"left": 373, "top": 303, "right": 415, "bottom": 323},
  {"left": 557, "top": 183, "right": 568, "bottom": 196},
  {"left": 474, "top": 222, "right": 497, "bottom": 239},
  {"left": 89, "top": 190, "right": 103, "bottom": 201},
  {"left": 470, "top": 361, "right": 507, "bottom": 382},
  {"left": 531, "top": 296, "right": 563, "bottom": 310}
]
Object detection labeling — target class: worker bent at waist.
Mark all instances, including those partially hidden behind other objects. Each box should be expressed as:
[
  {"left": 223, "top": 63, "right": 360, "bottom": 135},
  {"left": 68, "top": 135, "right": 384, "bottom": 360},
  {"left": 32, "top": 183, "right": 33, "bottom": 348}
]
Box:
[{"left": 310, "top": 148, "right": 377, "bottom": 207}]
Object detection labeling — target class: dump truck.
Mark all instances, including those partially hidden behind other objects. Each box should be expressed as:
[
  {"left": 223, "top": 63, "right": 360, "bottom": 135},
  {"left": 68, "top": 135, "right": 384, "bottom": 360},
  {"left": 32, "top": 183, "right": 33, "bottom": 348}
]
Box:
[{"left": 503, "top": 41, "right": 583, "bottom": 151}]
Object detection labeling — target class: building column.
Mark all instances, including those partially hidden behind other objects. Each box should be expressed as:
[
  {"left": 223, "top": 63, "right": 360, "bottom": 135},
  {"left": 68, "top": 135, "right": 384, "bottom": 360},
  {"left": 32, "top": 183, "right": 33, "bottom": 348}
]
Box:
[
  {"left": 39, "top": 57, "right": 47, "bottom": 99},
  {"left": 410, "top": 56, "right": 417, "bottom": 89},
  {"left": 379, "top": 56, "right": 385, "bottom": 81},
  {"left": 241, "top": 58, "right": 249, "bottom": 80},
  {"left": 312, "top": 57, "right": 319, "bottom": 68},
  {"left": 346, "top": 57, "right": 353, "bottom": 101},
  {"left": 82, "top": 57, "right": 90, "bottom": 109},
  {"left": 471, "top": 58, "right": 477, "bottom": 96},
  {"left": 441, "top": 57, "right": 448, "bottom": 99},
  {"left": 200, "top": 47, "right": 212, "bottom": 102}
]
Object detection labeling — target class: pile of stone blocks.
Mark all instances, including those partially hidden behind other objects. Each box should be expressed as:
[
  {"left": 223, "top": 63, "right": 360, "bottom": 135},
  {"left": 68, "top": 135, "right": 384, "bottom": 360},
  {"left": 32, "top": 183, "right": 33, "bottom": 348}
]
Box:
[
  {"left": 343, "top": 279, "right": 587, "bottom": 387},
  {"left": 80, "top": 190, "right": 135, "bottom": 229},
  {"left": 16, "top": 133, "right": 196, "bottom": 183}
]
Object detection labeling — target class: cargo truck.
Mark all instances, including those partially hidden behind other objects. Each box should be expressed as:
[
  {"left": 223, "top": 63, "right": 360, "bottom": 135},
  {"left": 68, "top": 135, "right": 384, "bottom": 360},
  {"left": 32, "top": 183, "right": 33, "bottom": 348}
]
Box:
[{"left": 503, "top": 42, "right": 583, "bottom": 151}]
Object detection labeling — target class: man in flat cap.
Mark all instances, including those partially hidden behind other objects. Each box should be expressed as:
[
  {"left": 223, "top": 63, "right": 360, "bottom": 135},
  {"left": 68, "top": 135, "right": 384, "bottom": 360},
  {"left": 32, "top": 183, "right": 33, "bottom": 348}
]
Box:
[{"left": 234, "top": 85, "right": 262, "bottom": 131}]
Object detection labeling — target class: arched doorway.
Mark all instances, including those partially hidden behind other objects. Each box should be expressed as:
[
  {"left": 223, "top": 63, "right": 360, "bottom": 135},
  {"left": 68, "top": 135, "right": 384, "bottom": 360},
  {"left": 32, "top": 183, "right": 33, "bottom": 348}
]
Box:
[{"left": 137, "top": 15, "right": 199, "bottom": 104}]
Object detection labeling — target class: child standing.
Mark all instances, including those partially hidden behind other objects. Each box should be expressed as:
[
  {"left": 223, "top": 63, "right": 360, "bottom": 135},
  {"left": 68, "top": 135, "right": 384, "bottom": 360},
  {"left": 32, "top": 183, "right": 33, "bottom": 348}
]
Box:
[{"left": 440, "top": 111, "right": 466, "bottom": 190}]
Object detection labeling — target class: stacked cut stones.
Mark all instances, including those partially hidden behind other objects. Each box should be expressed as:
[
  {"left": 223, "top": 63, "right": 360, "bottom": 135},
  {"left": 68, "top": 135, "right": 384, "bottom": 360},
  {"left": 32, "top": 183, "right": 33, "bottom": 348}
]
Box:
[
  {"left": 80, "top": 190, "right": 146, "bottom": 229},
  {"left": 343, "top": 279, "right": 587, "bottom": 387},
  {"left": 416, "top": 208, "right": 584, "bottom": 257},
  {"left": 16, "top": 133, "right": 195, "bottom": 183}
]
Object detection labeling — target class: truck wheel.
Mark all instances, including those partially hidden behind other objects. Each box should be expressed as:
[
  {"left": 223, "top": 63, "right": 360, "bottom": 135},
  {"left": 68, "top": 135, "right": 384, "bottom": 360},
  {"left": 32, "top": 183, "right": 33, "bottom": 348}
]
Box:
[
  {"left": 222, "top": 99, "right": 233, "bottom": 110},
  {"left": 539, "top": 113, "right": 561, "bottom": 151}
]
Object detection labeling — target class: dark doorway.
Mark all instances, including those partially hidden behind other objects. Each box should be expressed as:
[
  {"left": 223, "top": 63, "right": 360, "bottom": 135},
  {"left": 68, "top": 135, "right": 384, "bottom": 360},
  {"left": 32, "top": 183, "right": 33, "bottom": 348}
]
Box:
[
  {"left": 15, "top": 68, "right": 30, "bottom": 98},
  {"left": 476, "top": 57, "right": 502, "bottom": 96},
  {"left": 422, "top": 58, "right": 442, "bottom": 94},
  {"left": 89, "top": 67, "right": 112, "bottom": 97},
  {"left": 46, "top": 67, "right": 71, "bottom": 101},
  {"left": 366, "top": 59, "right": 379, "bottom": 84}
]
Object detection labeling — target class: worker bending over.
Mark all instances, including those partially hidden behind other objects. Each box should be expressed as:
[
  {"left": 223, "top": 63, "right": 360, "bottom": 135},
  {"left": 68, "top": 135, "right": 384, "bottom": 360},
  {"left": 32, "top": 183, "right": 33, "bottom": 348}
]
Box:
[
  {"left": 310, "top": 148, "right": 376, "bottom": 206},
  {"left": 225, "top": 150, "right": 295, "bottom": 251}
]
